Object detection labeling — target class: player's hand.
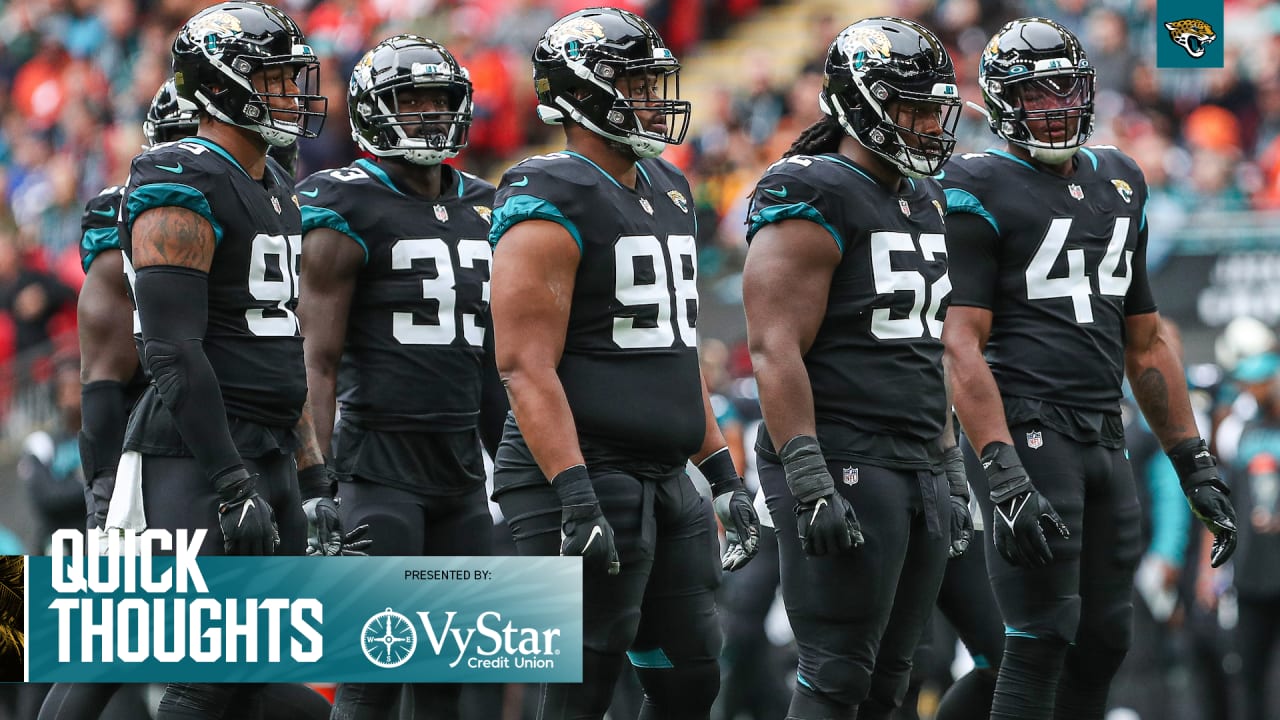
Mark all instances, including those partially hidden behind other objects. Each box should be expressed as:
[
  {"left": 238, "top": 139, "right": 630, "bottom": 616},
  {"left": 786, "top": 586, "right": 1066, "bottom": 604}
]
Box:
[
  {"left": 87, "top": 473, "right": 115, "bottom": 530},
  {"left": 1168, "top": 438, "right": 1237, "bottom": 568},
  {"left": 698, "top": 448, "right": 760, "bottom": 571},
  {"left": 552, "top": 465, "right": 620, "bottom": 575},
  {"left": 306, "top": 523, "right": 372, "bottom": 556},
  {"left": 942, "top": 445, "right": 973, "bottom": 558},
  {"left": 780, "top": 435, "right": 863, "bottom": 556},
  {"left": 299, "top": 464, "right": 346, "bottom": 556},
  {"left": 982, "top": 441, "right": 1068, "bottom": 568},
  {"left": 214, "top": 467, "right": 280, "bottom": 556}
]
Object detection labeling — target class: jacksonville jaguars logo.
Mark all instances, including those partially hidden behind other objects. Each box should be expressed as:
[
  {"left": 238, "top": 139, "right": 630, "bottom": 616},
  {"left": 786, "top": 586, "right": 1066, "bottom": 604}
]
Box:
[
  {"left": 1111, "top": 179, "right": 1134, "bottom": 203},
  {"left": 186, "top": 11, "right": 243, "bottom": 50},
  {"left": 351, "top": 50, "right": 376, "bottom": 96},
  {"left": 838, "top": 27, "right": 893, "bottom": 70},
  {"left": 667, "top": 190, "right": 689, "bottom": 213},
  {"left": 546, "top": 17, "right": 607, "bottom": 60},
  {"left": 473, "top": 205, "right": 492, "bottom": 224},
  {"left": 1164, "top": 18, "right": 1216, "bottom": 58}
]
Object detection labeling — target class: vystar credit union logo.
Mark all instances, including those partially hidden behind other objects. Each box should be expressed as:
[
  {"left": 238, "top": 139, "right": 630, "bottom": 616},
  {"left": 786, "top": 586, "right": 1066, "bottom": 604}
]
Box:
[{"left": 363, "top": 607, "right": 563, "bottom": 670}]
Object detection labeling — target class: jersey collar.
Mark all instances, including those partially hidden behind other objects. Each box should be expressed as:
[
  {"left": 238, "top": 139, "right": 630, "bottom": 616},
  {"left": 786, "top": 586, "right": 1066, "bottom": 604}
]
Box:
[
  {"left": 185, "top": 137, "right": 249, "bottom": 178},
  {"left": 820, "top": 154, "right": 915, "bottom": 193},
  {"left": 562, "top": 151, "right": 652, "bottom": 193},
  {"left": 355, "top": 158, "right": 466, "bottom": 199}
]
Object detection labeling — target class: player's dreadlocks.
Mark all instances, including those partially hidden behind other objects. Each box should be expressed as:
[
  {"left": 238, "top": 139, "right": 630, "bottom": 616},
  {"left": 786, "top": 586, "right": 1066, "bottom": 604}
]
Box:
[{"left": 784, "top": 115, "right": 844, "bottom": 158}]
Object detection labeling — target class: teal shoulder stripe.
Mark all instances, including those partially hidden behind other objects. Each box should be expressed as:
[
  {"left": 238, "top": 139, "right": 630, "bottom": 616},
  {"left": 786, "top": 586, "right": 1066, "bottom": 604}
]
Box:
[
  {"left": 747, "top": 201, "right": 845, "bottom": 252},
  {"left": 563, "top": 151, "right": 623, "bottom": 189},
  {"left": 1079, "top": 147, "right": 1098, "bottom": 170},
  {"left": 185, "top": 137, "right": 247, "bottom": 177},
  {"left": 300, "top": 205, "right": 369, "bottom": 264},
  {"left": 987, "top": 149, "right": 1036, "bottom": 171},
  {"left": 355, "top": 158, "right": 404, "bottom": 195},
  {"left": 1140, "top": 194, "right": 1148, "bottom": 232},
  {"left": 126, "top": 183, "right": 224, "bottom": 246},
  {"left": 80, "top": 227, "right": 119, "bottom": 274},
  {"left": 627, "top": 648, "right": 673, "bottom": 669},
  {"left": 943, "top": 188, "right": 1000, "bottom": 234},
  {"left": 490, "top": 194, "right": 583, "bottom": 252}
]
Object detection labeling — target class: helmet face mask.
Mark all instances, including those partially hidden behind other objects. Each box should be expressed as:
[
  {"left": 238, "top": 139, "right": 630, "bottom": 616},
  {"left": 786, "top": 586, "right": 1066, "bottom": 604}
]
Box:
[
  {"left": 821, "top": 18, "right": 961, "bottom": 178},
  {"left": 980, "top": 18, "right": 1096, "bottom": 163},
  {"left": 143, "top": 79, "right": 199, "bottom": 146},
  {"left": 172, "top": 1, "right": 327, "bottom": 147},
  {"left": 349, "top": 35, "right": 473, "bottom": 166},
  {"left": 533, "top": 9, "right": 690, "bottom": 159}
]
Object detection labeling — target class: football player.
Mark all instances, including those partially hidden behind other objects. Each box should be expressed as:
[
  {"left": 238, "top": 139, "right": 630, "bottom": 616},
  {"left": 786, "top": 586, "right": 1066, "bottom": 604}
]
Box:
[
  {"left": 940, "top": 17, "right": 1238, "bottom": 720},
  {"left": 488, "top": 8, "right": 759, "bottom": 718},
  {"left": 117, "top": 2, "right": 326, "bottom": 717},
  {"left": 742, "top": 17, "right": 970, "bottom": 720},
  {"left": 293, "top": 34, "right": 496, "bottom": 719}
]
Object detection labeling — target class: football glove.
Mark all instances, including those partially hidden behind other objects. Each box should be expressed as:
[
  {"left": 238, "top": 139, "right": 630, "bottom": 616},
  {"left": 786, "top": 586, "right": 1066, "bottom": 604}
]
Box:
[
  {"left": 697, "top": 448, "right": 760, "bottom": 571},
  {"left": 982, "top": 442, "right": 1068, "bottom": 568},
  {"left": 552, "top": 465, "right": 620, "bottom": 575},
  {"left": 780, "top": 435, "right": 863, "bottom": 555},
  {"left": 942, "top": 445, "right": 973, "bottom": 558},
  {"left": 306, "top": 523, "right": 373, "bottom": 556},
  {"left": 213, "top": 467, "right": 280, "bottom": 556},
  {"left": 86, "top": 474, "right": 114, "bottom": 531},
  {"left": 298, "top": 463, "right": 346, "bottom": 557},
  {"left": 1168, "top": 438, "right": 1237, "bottom": 568}
]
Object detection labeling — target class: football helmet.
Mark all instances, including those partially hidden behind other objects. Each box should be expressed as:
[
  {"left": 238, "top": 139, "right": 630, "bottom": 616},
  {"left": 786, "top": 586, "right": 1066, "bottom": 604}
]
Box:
[
  {"left": 979, "top": 17, "right": 1095, "bottom": 164},
  {"left": 143, "top": 79, "right": 199, "bottom": 146},
  {"left": 820, "top": 17, "right": 961, "bottom": 178},
  {"left": 172, "top": 1, "right": 326, "bottom": 147},
  {"left": 349, "top": 35, "right": 473, "bottom": 166},
  {"left": 532, "top": 8, "right": 690, "bottom": 159}
]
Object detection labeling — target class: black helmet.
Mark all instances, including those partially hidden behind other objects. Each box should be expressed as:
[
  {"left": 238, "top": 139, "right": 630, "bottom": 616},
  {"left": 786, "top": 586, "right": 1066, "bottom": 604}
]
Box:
[
  {"left": 978, "top": 17, "right": 1095, "bottom": 163},
  {"left": 820, "top": 17, "right": 961, "bottom": 178},
  {"left": 532, "top": 7, "right": 690, "bottom": 158},
  {"left": 143, "top": 79, "right": 199, "bottom": 146},
  {"left": 172, "top": 1, "right": 326, "bottom": 147},
  {"left": 349, "top": 35, "right": 473, "bottom": 166}
]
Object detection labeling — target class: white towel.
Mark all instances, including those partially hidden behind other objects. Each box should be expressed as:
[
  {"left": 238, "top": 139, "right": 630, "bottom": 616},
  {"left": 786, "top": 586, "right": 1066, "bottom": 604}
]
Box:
[{"left": 104, "top": 450, "right": 147, "bottom": 533}]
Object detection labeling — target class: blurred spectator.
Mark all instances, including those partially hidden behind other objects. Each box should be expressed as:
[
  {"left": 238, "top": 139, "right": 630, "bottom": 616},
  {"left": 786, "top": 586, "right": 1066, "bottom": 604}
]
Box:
[
  {"left": 19, "top": 360, "right": 84, "bottom": 552},
  {"left": 0, "top": 232, "right": 74, "bottom": 357}
]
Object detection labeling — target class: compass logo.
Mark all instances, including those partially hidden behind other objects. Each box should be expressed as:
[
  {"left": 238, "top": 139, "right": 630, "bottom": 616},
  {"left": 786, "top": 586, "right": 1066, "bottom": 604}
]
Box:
[{"left": 361, "top": 608, "right": 417, "bottom": 668}]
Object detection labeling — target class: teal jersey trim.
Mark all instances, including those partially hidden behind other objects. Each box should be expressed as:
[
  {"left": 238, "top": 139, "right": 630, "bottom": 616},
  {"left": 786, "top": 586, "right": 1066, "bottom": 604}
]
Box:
[
  {"left": 626, "top": 648, "right": 674, "bottom": 669},
  {"left": 80, "top": 227, "right": 119, "bottom": 274},
  {"left": 563, "top": 151, "right": 623, "bottom": 189},
  {"left": 987, "top": 149, "right": 1037, "bottom": 171},
  {"left": 1140, "top": 194, "right": 1149, "bottom": 232},
  {"left": 972, "top": 654, "right": 991, "bottom": 669},
  {"left": 454, "top": 167, "right": 466, "bottom": 198},
  {"left": 185, "top": 137, "right": 249, "bottom": 178},
  {"left": 796, "top": 671, "right": 814, "bottom": 690},
  {"left": 820, "top": 155, "right": 879, "bottom": 186},
  {"left": 300, "top": 205, "right": 369, "bottom": 265},
  {"left": 943, "top": 188, "right": 1000, "bottom": 234},
  {"left": 1004, "top": 624, "right": 1038, "bottom": 639},
  {"left": 126, "top": 183, "right": 225, "bottom": 246},
  {"left": 355, "top": 158, "right": 406, "bottom": 195},
  {"left": 1079, "top": 147, "right": 1098, "bottom": 170},
  {"left": 748, "top": 202, "right": 844, "bottom": 252},
  {"left": 490, "top": 194, "right": 583, "bottom": 252}
]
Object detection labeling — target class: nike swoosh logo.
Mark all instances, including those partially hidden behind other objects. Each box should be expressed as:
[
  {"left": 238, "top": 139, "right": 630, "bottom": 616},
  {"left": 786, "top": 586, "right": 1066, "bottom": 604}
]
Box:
[
  {"left": 299, "top": 188, "right": 320, "bottom": 198},
  {"left": 510, "top": 176, "right": 530, "bottom": 187},
  {"left": 811, "top": 497, "right": 828, "bottom": 526},
  {"left": 764, "top": 186, "right": 788, "bottom": 198},
  {"left": 999, "top": 495, "right": 1030, "bottom": 530},
  {"left": 157, "top": 163, "right": 183, "bottom": 174},
  {"left": 238, "top": 499, "right": 254, "bottom": 528},
  {"left": 582, "top": 525, "right": 603, "bottom": 553},
  {"left": 90, "top": 208, "right": 116, "bottom": 218}
]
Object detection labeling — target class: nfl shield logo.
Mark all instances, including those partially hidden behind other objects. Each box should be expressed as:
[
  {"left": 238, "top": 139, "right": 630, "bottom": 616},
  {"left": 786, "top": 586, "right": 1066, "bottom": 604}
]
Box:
[
  {"left": 1026, "top": 431, "right": 1044, "bottom": 450},
  {"left": 1068, "top": 184, "right": 1084, "bottom": 200},
  {"left": 434, "top": 204, "right": 449, "bottom": 222},
  {"left": 843, "top": 467, "right": 859, "bottom": 485},
  {"left": 271, "top": 196, "right": 281, "bottom": 214},
  {"left": 899, "top": 198, "right": 911, "bottom": 216},
  {"left": 639, "top": 198, "right": 654, "bottom": 215}
]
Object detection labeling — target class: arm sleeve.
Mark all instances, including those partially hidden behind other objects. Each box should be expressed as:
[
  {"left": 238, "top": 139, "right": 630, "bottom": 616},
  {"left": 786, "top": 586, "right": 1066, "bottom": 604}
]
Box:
[
  {"left": 134, "top": 266, "right": 243, "bottom": 484},
  {"left": 944, "top": 211, "right": 1001, "bottom": 309}
]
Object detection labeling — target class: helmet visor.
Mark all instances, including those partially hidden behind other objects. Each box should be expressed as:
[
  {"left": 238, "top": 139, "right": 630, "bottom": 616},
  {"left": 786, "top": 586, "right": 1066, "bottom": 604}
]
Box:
[{"left": 1004, "top": 71, "right": 1093, "bottom": 149}]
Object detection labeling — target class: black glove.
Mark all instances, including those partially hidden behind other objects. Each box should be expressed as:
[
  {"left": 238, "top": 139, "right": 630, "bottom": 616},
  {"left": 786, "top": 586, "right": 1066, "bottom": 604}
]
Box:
[
  {"left": 697, "top": 448, "right": 760, "bottom": 571},
  {"left": 299, "top": 463, "right": 345, "bottom": 557},
  {"left": 553, "top": 465, "right": 620, "bottom": 575},
  {"left": 86, "top": 474, "right": 115, "bottom": 530},
  {"left": 306, "top": 523, "right": 373, "bottom": 556},
  {"left": 214, "top": 467, "right": 280, "bottom": 556},
  {"left": 780, "top": 435, "right": 863, "bottom": 555},
  {"left": 1168, "top": 438, "right": 1237, "bottom": 568},
  {"left": 982, "top": 442, "right": 1068, "bottom": 568},
  {"left": 942, "top": 445, "right": 973, "bottom": 558}
]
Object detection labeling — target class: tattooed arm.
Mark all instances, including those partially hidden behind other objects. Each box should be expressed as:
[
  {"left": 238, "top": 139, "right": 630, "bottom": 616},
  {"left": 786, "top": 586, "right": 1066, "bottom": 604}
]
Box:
[
  {"left": 1125, "top": 313, "right": 1197, "bottom": 448},
  {"left": 131, "top": 206, "right": 216, "bottom": 272}
]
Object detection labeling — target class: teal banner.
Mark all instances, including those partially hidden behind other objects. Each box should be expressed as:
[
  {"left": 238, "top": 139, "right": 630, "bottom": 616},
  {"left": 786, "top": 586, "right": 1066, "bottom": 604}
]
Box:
[
  {"left": 1156, "top": 0, "right": 1224, "bottom": 68},
  {"left": 28, "top": 538, "right": 582, "bottom": 683}
]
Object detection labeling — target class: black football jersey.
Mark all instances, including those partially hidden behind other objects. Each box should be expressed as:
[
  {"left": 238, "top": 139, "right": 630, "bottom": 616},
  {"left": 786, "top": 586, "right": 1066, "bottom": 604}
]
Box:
[
  {"left": 940, "top": 147, "right": 1156, "bottom": 415},
  {"left": 120, "top": 137, "right": 306, "bottom": 430},
  {"left": 491, "top": 152, "right": 704, "bottom": 465},
  {"left": 81, "top": 185, "right": 124, "bottom": 273},
  {"left": 298, "top": 159, "right": 494, "bottom": 433},
  {"left": 747, "top": 154, "right": 950, "bottom": 469}
]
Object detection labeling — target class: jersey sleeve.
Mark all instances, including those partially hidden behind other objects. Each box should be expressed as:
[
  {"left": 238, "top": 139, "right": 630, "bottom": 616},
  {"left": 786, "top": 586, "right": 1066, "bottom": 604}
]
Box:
[
  {"left": 124, "top": 146, "right": 226, "bottom": 246},
  {"left": 80, "top": 186, "right": 123, "bottom": 273},
  {"left": 296, "top": 170, "right": 370, "bottom": 264},
  {"left": 745, "top": 160, "right": 847, "bottom": 252},
  {"left": 489, "top": 160, "right": 586, "bottom": 253}
]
